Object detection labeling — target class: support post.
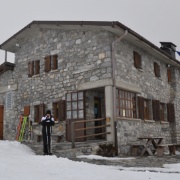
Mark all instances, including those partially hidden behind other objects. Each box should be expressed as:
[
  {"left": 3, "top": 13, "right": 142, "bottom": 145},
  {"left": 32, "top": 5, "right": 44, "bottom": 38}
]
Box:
[{"left": 71, "top": 122, "right": 75, "bottom": 148}]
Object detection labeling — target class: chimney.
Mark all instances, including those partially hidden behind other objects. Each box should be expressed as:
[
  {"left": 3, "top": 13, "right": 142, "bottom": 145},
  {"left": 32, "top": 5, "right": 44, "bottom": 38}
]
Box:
[{"left": 160, "top": 42, "right": 176, "bottom": 59}]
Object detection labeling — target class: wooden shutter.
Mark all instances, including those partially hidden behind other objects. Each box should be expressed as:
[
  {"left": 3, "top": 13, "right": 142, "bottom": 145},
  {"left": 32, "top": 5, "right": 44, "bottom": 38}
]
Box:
[
  {"left": 152, "top": 100, "right": 160, "bottom": 121},
  {"left": 167, "top": 68, "right": 171, "bottom": 83},
  {"left": 35, "top": 60, "right": 40, "bottom": 75},
  {"left": 34, "top": 105, "right": 39, "bottom": 122},
  {"left": 45, "top": 56, "right": 51, "bottom": 72},
  {"left": 53, "top": 55, "right": 58, "bottom": 70},
  {"left": 28, "top": 61, "right": 34, "bottom": 77},
  {"left": 134, "top": 51, "right": 141, "bottom": 69},
  {"left": 58, "top": 100, "right": 66, "bottom": 121},
  {"left": 154, "top": 62, "right": 160, "bottom": 77},
  {"left": 138, "top": 96, "right": 144, "bottom": 120},
  {"left": 167, "top": 103, "right": 175, "bottom": 123},
  {"left": 39, "top": 104, "right": 45, "bottom": 122},
  {"left": 24, "top": 106, "right": 30, "bottom": 116}
]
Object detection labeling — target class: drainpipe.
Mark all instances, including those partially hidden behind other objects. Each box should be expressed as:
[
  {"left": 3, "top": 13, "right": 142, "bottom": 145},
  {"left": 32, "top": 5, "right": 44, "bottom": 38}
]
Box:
[
  {"left": 5, "top": 51, "right": 7, "bottom": 62},
  {"left": 112, "top": 30, "right": 128, "bottom": 155}
]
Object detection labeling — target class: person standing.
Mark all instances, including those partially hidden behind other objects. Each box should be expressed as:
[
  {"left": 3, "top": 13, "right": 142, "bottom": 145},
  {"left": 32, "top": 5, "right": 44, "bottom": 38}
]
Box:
[{"left": 41, "top": 110, "right": 54, "bottom": 155}]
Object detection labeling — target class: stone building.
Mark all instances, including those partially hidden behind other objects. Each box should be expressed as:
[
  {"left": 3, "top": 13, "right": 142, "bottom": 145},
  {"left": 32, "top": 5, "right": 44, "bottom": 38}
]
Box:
[{"left": 0, "top": 21, "right": 180, "bottom": 155}]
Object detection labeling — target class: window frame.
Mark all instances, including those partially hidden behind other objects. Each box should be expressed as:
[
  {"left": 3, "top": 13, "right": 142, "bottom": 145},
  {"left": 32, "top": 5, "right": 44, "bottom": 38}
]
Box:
[
  {"left": 34, "top": 104, "right": 45, "bottom": 123},
  {"left": 133, "top": 51, "right": 142, "bottom": 69},
  {"left": 154, "top": 62, "right": 160, "bottom": 78},
  {"left": 45, "top": 54, "right": 58, "bottom": 72},
  {"left": 160, "top": 103, "right": 166, "bottom": 121},
  {"left": 53, "top": 102, "right": 59, "bottom": 121},
  {"left": 116, "top": 89, "right": 137, "bottom": 118},
  {"left": 28, "top": 60, "right": 40, "bottom": 77},
  {"left": 167, "top": 67, "right": 171, "bottom": 83},
  {"left": 144, "top": 99, "right": 151, "bottom": 120},
  {"left": 66, "top": 91, "right": 85, "bottom": 120}
]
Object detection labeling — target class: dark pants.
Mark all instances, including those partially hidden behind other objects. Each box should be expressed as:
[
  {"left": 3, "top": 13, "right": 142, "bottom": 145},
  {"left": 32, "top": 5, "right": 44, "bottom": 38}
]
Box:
[{"left": 42, "top": 124, "right": 51, "bottom": 154}]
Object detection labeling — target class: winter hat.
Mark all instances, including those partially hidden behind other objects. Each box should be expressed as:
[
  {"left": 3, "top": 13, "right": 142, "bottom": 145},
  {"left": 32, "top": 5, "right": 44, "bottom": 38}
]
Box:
[{"left": 46, "top": 110, "right": 51, "bottom": 115}]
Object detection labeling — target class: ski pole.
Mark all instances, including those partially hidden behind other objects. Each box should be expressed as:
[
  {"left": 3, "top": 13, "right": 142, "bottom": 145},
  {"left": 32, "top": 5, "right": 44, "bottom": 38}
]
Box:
[{"left": 46, "top": 125, "right": 49, "bottom": 154}]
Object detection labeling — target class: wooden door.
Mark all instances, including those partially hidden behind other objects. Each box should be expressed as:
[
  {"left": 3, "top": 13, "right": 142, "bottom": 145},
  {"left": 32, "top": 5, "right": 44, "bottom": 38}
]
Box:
[
  {"left": 0, "top": 105, "right": 4, "bottom": 140},
  {"left": 66, "top": 91, "right": 85, "bottom": 142}
]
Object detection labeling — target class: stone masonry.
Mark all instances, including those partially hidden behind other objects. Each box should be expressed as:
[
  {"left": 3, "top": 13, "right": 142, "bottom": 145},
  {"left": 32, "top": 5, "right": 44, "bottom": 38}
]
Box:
[{"left": 0, "top": 21, "right": 180, "bottom": 156}]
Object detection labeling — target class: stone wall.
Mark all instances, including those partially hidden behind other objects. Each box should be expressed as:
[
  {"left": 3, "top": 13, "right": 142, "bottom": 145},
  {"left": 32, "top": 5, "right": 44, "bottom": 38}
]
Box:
[
  {"left": 1, "top": 26, "right": 180, "bottom": 148},
  {"left": 114, "top": 39, "right": 180, "bottom": 154},
  {"left": 0, "top": 69, "right": 17, "bottom": 140},
  {"left": 1, "top": 28, "right": 114, "bottom": 140}
]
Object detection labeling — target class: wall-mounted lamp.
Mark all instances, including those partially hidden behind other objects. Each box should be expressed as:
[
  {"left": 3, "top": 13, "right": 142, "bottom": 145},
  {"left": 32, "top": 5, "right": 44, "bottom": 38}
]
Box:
[{"left": 166, "top": 64, "right": 171, "bottom": 68}]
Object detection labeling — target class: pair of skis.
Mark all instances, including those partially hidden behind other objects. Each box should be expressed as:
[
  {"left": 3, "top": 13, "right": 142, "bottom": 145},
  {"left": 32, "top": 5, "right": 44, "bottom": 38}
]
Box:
[{"left": 16, "top": 116, "right": 32, "bottom": 142}]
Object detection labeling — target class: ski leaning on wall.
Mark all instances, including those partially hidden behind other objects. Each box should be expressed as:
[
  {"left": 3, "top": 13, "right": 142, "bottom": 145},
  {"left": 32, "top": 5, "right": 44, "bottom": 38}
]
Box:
[
  {"left": 16, "top": 116, "right": 33, "bottom": 142},
  {"left": 18, "top": 116, "right": 28, "bottom": 142},
  {"left": 15, "top": 115, "right": 23, "bottom": 141}
]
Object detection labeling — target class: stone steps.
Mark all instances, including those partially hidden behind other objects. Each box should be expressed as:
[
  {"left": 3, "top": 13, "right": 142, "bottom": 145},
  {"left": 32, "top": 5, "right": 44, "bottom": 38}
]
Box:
[{"left": 22, "top": 140, "right": 109, "bottom": 158}]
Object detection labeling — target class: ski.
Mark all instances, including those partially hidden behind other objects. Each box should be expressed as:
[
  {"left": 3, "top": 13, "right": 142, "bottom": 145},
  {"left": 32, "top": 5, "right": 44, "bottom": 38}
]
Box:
[
  {"left": 18, "top": 116, "right": 28, "bottom": 142},
  {"left": 15, "top": 115, "right": 23, "bottom": 141},
  {"left": 28, "top": 120, "right": 33, "bottom": 141}
]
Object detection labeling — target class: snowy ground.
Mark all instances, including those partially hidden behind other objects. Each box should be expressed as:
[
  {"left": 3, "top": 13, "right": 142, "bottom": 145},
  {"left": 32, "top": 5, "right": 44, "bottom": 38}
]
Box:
[{"left": 0, "top": 141, "right": 180, "bottom": 180}]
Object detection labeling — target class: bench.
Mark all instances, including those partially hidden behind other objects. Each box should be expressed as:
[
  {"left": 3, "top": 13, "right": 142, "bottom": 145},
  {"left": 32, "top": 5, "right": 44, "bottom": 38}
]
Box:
[
  {"left": 156, "top": 144, "right": 176, "bottom": 157},
  {"left": 131, "top": 144, "right": 144, "bottom": 156},
  {"left": 36, "top": 134, "right": 64, "bottom": 143},
  {"left": 51, "top": 134, "right": 64, "bottom": 143}
]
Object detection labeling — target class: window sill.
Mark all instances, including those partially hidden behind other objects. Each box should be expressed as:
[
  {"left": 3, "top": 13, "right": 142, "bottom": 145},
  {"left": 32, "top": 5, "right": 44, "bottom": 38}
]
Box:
[
  {"left": 156, "top": 77, "right": 162, "bottom": 80},
  {"left": 50, "top": 69, "right": 59, "bottom": 73},
  {"left": 117, "top": 117, "right": 141, "bottom": 121},
  {"left": 144, "top": 119, "right": 155, "bottom": 123},
  {"left": 160, "top": 121, "right": 169, "bottom": 124},
  {"left": 138, "top": 68, "right": 143, "bottom": 72},
  {"left": 32, "top": 74, "right": 40, "bottom": 78}
]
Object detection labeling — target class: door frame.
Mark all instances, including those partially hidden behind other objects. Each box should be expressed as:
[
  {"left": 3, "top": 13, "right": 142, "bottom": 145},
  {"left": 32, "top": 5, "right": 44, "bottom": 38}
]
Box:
[
  {"left": 66, "top": 91, "right": 85, "bottom": 142},
  {"left": 0, "top": 105, "right": 4, "bottom": 140}
]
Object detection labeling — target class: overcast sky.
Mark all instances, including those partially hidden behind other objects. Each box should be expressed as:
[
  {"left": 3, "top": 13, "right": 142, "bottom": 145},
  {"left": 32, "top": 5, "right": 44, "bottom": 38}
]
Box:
[{"left": 0, "top": 0, "right": 180, "bottom": 64}]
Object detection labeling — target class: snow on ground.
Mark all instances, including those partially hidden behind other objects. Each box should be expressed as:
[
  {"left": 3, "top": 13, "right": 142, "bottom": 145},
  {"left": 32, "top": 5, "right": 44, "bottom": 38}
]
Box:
[{"left": 0, "top": 140, "right": 180, "bottom": 180}]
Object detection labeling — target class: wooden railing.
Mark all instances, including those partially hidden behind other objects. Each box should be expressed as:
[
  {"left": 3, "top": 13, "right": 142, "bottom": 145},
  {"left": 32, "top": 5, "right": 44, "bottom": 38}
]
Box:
[{"left": 71, "top": 118, "right": 111, "bottom": 148}]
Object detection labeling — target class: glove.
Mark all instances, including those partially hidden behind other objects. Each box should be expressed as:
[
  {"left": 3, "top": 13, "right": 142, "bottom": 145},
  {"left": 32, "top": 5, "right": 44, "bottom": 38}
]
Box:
[{"left": 50, "top": 120, "right": 55, "bottom": 126}]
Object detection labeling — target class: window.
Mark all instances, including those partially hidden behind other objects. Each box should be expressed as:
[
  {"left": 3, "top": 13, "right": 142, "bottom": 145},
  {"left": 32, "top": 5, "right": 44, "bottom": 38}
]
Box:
[
  {"left": 35, "top": 60, "right": 40, "bottom": 75},
  {"left": 66, "top": 92, "right": 84, "bottom": 119},
  {"left": 138, "top": 97, "right": 150, "bottom": 120},
  {"left": 28, "top": 60, "right": 40, "bottom": 77},
  {"left": 24, "top": 106, "right": 30, "bottom": 116},
  {"left": 45, "top": 55, "right": 58, "bottom": 72},
  {"left": 144, "top": 99, "right": 150, "bottom": 120},
  {"left": 160, "top": 103, "right": 166, "bottom": 121},
  {"left": 6, "top": 91, "right": 12, "bottom": 109},
  {"left": 116, "top": 89, "right": 136, "bottom": 118},
  {"left": 152, "top": 100, "right": 160, "bottom": 121},
  {"left": 167, "top": 103, "right": 175, "bottom": 123},
  {"left": 167, "top": 67, "right": 171, "bottom": 83},
  {"left": 154, "top": 62, "right": 160, "bottom": 78},
  {"left": 53, "top": 100, "right": 66, "bottom": 121},
  {"left": 34, "top": 104, "right": 45, "bottom": 122},
  {"left": 133, "top": 51, "right": 142, "bottom": 69}
]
